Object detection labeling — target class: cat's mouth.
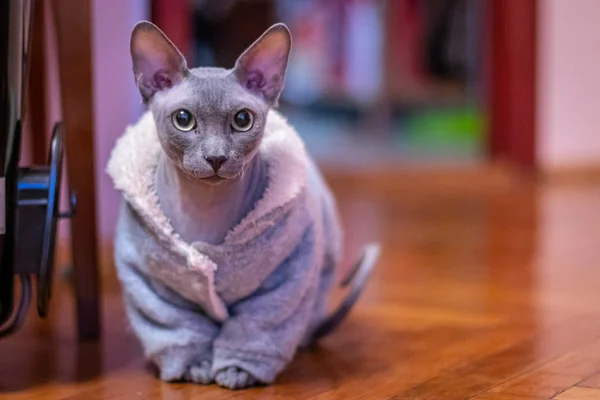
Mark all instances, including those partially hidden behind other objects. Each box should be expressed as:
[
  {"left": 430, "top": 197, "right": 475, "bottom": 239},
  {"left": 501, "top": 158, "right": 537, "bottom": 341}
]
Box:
[
  {"left": 196, "top": 169, "right": 245, "bottom": 184},
  {"left": 180, "top": 165, "right": 241, "bottom": 184},
  {"left": 201, "top": 175, "right": 226, "bottom": 184},
  {"left": 180, "top": 167, "right": 230, "bottom": 184}
]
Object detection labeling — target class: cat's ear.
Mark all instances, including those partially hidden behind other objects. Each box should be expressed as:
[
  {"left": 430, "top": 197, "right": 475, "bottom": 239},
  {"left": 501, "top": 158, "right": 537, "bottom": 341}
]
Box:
[
  {"left": 233, "top": 23, "right": 292, "bottom": 107},
  {"left": 130, "top": 21, "right": 188, "bottom": 102}
]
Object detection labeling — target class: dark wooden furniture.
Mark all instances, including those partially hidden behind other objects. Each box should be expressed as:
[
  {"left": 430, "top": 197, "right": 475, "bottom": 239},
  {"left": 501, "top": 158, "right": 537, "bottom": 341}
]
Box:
[
  {"left": 27, "top": 0, "right": 100, "bottom": 341},
  {"left": 51, "top": 0, "right": 100, "bottom": 341}
]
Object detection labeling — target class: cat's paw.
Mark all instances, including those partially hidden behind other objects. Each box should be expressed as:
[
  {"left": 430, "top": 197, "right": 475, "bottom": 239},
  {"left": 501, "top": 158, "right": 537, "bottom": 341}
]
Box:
[
  {"left": 185, "top": 360, "right": 214, "bottom": 384},
  {"left": 153, "top": 345, "right": 214, "bottom": 383},
  {"left": 215, "top": 366, "right": 258, "bottom": 390}
]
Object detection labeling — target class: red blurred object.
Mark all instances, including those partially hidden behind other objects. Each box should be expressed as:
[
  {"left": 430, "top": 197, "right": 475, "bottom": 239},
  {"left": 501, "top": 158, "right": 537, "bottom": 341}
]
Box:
[
  {"left": 488, "top": 0, "right": 538, "bottom": 169},
  {"left": 151, "top": 0, "right": 192, "bottom": 60}
]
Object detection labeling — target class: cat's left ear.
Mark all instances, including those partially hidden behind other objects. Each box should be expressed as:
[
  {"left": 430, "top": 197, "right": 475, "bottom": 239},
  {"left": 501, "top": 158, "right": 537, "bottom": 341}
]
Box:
[{"left": 233, "top": 23, "right": 292, "bottom": 107}]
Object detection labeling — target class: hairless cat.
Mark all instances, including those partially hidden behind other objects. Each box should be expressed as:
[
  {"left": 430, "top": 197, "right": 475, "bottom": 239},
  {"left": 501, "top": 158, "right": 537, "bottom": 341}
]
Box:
[{"left": 107, "top": 21, "right": 379, "bottom": 390}]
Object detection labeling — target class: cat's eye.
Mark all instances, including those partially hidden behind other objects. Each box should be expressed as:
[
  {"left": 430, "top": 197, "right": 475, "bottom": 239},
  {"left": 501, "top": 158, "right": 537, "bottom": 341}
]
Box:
[
  {"left": 172, "top": 109, "right": 196, "bottom": 132},
  {"left": 231, "top": 109, "right": 254, "bottom": 132}
]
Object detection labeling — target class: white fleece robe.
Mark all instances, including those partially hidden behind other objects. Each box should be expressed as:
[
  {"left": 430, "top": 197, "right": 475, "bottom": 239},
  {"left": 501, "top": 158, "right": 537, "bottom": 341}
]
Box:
[{"left": 107, "top": 110, "right": 342, "bottom": 383}]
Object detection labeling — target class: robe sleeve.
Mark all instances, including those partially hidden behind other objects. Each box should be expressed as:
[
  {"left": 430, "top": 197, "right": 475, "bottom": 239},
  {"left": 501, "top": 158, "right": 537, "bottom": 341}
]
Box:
[{"left": 212, "top": 226, "right": 322, "bottom": 383}]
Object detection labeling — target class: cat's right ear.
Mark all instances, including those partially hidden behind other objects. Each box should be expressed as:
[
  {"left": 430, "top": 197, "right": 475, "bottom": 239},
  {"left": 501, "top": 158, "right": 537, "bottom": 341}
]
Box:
[{"left": 130, "top": 21, "right": 188, "bottom": 102}]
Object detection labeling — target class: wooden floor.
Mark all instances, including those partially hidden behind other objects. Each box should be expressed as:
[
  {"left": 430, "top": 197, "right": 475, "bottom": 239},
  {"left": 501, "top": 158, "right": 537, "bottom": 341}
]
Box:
[{"left": 3, "top": 172, "right": 600, "bottom": 399}]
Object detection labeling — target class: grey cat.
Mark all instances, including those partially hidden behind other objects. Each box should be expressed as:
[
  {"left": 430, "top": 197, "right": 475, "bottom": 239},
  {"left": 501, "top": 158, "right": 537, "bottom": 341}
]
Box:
[{"left": 107, "top": 21, "right": 379, "bottom": 390}]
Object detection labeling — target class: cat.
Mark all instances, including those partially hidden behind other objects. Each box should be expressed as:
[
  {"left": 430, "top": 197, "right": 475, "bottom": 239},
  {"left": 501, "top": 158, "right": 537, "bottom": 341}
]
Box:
[{"left": 108, "top": 21, "right": 379, "bottom": 390}]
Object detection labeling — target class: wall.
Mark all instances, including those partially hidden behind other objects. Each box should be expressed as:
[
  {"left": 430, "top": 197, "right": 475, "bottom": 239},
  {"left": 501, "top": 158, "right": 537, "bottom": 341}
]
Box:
[
  {"left": 92, "top": 0, "right": 148, "bottom": 241},
  {"left": 537, "top": 0, "right": 600, "bottom": 170}
]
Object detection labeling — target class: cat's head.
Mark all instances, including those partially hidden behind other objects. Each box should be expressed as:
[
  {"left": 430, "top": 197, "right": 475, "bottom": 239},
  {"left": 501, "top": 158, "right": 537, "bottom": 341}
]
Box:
[{"left": 130, "top": 21, "right": 291, "bottom": 183}]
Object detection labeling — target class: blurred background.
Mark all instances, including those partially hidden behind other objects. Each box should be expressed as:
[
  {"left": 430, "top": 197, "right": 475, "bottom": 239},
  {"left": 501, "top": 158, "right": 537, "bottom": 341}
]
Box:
[
  {"left": 158, "top": 0, "right": 487, "bottom": 167},
  {"left": 18, "top": 0, "right": 600, "bottom": 266}
]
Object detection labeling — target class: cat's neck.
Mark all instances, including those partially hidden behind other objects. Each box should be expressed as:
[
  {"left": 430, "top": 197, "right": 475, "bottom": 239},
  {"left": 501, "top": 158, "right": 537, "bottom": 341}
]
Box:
[{"left": 155, "top": 153, "right": 268, "bottom": 245}]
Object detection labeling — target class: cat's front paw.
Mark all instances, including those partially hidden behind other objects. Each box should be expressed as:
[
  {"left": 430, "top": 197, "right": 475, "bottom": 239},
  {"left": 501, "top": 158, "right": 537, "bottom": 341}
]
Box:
[
  {"left": 215, "top": 366, "right": 258, "bottom": 390},
  {"left": 153, "top": 345, "right": 214, "bottom": 383},
  {"left": 185, "top": 360, "right": 214, "bottom": 384}
]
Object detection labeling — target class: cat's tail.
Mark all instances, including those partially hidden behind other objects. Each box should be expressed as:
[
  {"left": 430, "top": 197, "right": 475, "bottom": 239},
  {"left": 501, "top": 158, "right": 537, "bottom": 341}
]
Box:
[{"left": 310, "top": 244, "right": 380, "bottom": 342}]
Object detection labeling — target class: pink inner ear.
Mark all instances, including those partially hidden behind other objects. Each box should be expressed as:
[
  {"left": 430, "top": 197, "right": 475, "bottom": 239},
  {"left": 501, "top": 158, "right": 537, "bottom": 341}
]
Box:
[
  {"left": 245, "top": 70, "right": 266, "bottom": 90},
  {"left": 138, "top": 46, "right": 182, "bottom": 88},
  {"left": 154, "top": 70, "right": 173, "bottom": 90},
  {"left": 236, "top": 32, "right": 289, "bottom": 103},
  {"left": 246, "top": 50, "right": 285, "bottom": 81}
]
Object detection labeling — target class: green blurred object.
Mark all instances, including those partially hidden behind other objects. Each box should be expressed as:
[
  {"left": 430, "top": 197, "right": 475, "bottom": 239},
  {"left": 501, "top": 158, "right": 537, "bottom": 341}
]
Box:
[{"left": 399, "top": 106, "right": 486, "bottom": 149}]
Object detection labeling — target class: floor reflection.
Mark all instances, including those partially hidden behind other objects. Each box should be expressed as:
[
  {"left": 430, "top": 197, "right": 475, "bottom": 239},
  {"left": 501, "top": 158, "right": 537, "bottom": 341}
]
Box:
[{"left": 3, "top": 174, "right": 600, "bottom": 398}]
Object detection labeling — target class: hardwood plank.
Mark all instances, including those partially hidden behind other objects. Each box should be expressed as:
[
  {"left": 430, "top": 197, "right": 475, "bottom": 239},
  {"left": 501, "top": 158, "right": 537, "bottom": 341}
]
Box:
[
  {"left": 472, "top": 394, "right": 541, "bottom": 400},
  {"left": 553, "top": 387, "right": 600, "bottom": 400},
  {"left": 578, "top": 373, "right": 600, "bottom": 390},
  {"left": 473, "top": 338, "right": 600, "bottom": 398},
  {"left": 489, "top": 372, "right": 583, "bottom": 399}
]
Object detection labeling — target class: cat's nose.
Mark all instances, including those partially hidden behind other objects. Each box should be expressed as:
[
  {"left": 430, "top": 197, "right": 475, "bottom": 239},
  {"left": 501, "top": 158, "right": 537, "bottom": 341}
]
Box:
[{"left": 205, "top": 156, "right": 227, "bottom": 172}]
